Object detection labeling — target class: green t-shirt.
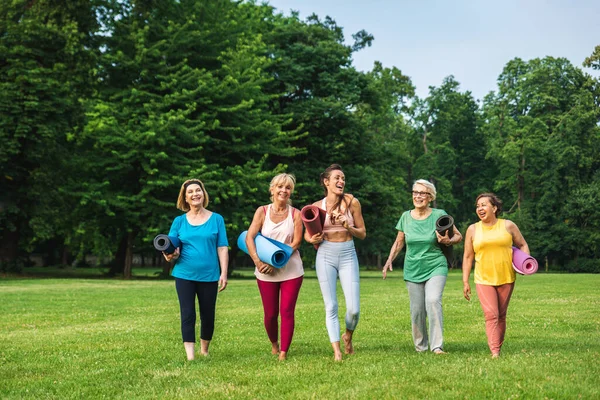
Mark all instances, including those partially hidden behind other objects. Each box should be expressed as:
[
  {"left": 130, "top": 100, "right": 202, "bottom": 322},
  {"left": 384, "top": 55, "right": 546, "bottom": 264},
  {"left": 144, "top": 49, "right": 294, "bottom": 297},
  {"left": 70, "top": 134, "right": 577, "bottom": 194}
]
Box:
[{"left": 396, "top": 208, "right": 448, "bottom": 283}]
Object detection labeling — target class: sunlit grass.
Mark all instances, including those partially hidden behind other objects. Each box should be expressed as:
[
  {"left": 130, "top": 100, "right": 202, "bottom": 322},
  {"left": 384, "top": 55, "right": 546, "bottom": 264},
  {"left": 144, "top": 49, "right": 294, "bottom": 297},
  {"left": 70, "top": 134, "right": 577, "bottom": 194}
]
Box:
[{"left": 1, "top": 270, "right": 598, "bottom": 399}]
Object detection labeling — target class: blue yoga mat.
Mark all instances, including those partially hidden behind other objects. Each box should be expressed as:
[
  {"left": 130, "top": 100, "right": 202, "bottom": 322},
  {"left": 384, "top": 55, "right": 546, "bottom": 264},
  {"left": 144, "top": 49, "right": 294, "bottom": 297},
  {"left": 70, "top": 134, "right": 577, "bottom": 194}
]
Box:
[
  {"left": 153, "top": 234, "right": 181, "bottom": 255},
  {"left": 237, "top": 231, "right": 294, "bottom": 268}
]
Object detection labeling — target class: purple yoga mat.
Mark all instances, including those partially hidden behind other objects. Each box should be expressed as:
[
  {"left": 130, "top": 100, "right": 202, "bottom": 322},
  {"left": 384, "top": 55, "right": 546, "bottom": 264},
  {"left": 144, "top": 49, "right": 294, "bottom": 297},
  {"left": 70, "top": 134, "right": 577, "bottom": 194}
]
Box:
[{"left": 512, "top": 246, "right": 538, "bottom": 275}]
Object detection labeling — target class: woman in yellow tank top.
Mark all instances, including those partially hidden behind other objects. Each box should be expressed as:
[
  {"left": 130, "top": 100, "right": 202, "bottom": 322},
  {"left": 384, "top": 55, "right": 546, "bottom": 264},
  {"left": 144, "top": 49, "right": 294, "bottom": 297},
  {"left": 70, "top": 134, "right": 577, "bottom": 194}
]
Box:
[{"left": 462, "top": 193, "right": 530, "bottom": 358}]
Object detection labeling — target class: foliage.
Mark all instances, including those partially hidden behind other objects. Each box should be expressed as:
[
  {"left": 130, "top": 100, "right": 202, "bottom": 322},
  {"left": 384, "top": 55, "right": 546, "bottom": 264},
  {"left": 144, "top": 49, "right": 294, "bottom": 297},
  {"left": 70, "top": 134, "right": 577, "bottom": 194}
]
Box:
[{"left": 0, "top": 1, "right": 598, "bottom": 273}]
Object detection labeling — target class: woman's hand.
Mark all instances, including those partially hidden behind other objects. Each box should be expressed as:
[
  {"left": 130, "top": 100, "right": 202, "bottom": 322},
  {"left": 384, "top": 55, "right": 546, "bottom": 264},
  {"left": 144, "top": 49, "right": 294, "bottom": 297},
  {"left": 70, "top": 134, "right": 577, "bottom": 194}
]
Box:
[
  {"left": 332, "top": 211, "right": 349, "bottom": 229},
  {"left": 256, "top": 261, "right": 274, "bottom": 275},
  {"left": 308, "top": 232, "right": 324, "bottom": 245},
  {"left": 163, "top": 247, "right": 180, "bottom": 263},
  {"left": 382, "top": 260, "right": 393, "bottom": 280},
  {"left": 435, "top": 230, "right": 452, "bottom": 245},
  {"left": 218, "top": 273, "right": 228, "bottom": 292},
  {"left": 463, "top": 282, "right": 471, "bottom": 301}
]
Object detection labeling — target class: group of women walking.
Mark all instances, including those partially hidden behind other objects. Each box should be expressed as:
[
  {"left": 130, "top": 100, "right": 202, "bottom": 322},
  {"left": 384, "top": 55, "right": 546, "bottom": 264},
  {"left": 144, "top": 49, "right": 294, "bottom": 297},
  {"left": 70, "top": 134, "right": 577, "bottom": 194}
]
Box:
[{"left": 163, "top": 164, "right": 530, "bottom": 361}]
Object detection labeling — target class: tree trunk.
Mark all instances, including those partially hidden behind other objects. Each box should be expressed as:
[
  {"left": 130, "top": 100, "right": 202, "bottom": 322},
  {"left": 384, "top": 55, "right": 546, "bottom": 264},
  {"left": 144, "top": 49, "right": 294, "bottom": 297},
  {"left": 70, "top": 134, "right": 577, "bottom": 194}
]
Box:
[{"left": 123, "top": 231, "right": 135, "bottom": 279}]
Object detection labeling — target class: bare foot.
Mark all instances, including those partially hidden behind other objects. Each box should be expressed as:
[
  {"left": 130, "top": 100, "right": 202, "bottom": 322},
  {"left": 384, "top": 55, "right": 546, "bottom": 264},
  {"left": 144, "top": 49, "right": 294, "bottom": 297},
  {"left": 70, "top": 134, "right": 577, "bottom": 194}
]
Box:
[
  {"left": 184, "top": 342, "right": 195, "bottom": 361},
  {"left": 200, "top": 339, "right": 210, "bottom": 357},
  {"left": 491, "top": 353, "right": 500, "bottom": 359},
  {"left": 271, "top": 342, "right": 280, "bottom": 355},
  {"left": 278, "top": 351, "right": 287, "bottom": 361},
  {"left": 342, "top": 333, "right": 354, "bottom": 355},
  {"left": 332, "top": 342, "right": 343, "bottom": 361},
  {"left": 334, "top": 351, "right": 343, "bottom": 362},
  {"left": 433, "top": 348, "right": 447, "bottom": 355}
]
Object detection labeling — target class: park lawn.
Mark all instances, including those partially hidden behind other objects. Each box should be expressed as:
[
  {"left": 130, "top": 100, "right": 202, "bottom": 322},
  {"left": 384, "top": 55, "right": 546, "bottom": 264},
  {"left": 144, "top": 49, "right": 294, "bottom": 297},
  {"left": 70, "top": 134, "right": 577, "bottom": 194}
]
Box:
[{"left": 0, "top": 270, "right": 598, "bottom": 399}]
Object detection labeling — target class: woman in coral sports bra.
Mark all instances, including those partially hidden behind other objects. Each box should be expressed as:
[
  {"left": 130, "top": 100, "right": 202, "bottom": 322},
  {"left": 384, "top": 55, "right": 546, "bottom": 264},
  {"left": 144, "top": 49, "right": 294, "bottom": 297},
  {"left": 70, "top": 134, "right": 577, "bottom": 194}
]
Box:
[
  {"left": 305, "top": 164, "right": 366, "bottom": 361},
  {"left": 462, "top": 192, "right": 530, "bottom": 358}
]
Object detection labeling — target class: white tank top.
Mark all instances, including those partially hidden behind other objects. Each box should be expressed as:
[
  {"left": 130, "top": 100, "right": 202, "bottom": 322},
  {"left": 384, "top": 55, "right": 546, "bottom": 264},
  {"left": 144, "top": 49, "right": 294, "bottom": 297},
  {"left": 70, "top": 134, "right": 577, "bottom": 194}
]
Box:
[{"left": 255, "top": 204, "right": 304, "bottom": 282}]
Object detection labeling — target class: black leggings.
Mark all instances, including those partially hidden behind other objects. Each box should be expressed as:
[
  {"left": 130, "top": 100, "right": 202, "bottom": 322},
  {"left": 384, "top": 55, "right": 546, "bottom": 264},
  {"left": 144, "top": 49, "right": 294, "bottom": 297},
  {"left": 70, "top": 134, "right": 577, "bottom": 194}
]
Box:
[{"left": 175, "top": 278, "right": 218, "bottom": 342}]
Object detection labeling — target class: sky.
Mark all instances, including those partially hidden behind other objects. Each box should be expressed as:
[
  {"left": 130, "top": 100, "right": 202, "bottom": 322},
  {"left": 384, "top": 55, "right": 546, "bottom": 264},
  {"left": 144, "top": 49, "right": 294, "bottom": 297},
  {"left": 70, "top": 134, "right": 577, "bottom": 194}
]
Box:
[{"left": 265, "top": 0, "right": 600, "bottom": 101}]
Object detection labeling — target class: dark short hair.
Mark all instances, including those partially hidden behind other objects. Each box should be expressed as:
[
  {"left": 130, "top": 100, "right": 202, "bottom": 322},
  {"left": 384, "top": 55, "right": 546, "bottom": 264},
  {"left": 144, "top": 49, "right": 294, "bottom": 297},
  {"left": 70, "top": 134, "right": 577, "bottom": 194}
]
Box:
[{"left": 476, "top": 192, "right": 502, "bottom": 217}]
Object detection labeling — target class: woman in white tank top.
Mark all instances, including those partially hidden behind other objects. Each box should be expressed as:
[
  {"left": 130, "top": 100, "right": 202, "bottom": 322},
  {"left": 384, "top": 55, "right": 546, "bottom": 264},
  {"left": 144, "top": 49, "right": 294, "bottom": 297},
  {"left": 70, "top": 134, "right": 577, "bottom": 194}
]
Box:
[{"left": 245, "top": 173, "right": 304, "bottom": 361}]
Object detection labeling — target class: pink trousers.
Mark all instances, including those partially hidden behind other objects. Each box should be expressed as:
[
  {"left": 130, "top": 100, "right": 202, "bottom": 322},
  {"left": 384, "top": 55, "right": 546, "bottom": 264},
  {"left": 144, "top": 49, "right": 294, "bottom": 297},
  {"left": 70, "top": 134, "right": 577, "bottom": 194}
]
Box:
[
  {"left": 476, "top": 283, "right": 515, "bottom": 355},
  {"left": 257, "top": 276, "right": 303, "bottom": 352}
]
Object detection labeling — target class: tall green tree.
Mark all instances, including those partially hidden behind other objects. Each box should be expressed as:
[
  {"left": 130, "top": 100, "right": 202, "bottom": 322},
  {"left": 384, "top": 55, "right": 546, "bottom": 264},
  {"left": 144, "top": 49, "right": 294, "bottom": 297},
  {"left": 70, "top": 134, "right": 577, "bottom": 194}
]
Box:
[
  {"left": 482, "top": 57, "right": 600, "bottom": 267},
  {"left": 0, "top": 0, "right": 99, "bottom": 268}
]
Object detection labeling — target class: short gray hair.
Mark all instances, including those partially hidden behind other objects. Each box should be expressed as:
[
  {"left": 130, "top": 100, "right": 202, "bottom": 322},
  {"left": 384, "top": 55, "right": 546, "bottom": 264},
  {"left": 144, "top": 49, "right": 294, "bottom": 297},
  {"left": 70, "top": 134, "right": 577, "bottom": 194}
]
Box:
[{"left": 413, "top": 179, "right": 437, "bottom": 201}]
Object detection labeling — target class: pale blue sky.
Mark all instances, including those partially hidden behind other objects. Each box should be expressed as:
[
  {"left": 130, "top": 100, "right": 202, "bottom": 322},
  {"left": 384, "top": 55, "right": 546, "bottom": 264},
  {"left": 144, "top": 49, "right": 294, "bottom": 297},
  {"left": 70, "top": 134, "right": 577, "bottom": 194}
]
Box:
[{"left": 266, "top": 0, "right": 600, "bottom": 101}]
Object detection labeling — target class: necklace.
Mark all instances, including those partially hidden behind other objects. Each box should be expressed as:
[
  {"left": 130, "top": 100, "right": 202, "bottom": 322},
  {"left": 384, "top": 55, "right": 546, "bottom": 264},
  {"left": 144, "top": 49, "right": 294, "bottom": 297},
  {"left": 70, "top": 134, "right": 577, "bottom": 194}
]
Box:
[{"left": 271, "top": 205, "right": 288, "bottom": 215}]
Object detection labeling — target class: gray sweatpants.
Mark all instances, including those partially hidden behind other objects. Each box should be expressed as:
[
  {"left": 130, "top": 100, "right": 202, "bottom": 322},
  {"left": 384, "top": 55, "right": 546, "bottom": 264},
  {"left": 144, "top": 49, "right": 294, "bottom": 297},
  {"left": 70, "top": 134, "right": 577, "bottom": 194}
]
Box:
[{"left": 405, "top": 275, "right": 447, "bottom": 352}]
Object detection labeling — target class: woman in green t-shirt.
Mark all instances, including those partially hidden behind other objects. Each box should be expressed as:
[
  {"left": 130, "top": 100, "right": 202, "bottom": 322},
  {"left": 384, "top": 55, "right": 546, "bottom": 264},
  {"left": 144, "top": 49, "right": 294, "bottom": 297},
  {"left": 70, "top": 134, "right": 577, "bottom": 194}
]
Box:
[{"left": 383, "top": 179, "right": 462, "bottom": 354}]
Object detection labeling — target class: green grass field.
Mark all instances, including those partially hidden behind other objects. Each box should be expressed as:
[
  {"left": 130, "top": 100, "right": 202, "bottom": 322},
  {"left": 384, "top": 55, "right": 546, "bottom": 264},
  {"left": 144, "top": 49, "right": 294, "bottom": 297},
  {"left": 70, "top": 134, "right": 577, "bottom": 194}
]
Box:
[{"left": 1, "top": 270, "right": 598, "bottom": 399}]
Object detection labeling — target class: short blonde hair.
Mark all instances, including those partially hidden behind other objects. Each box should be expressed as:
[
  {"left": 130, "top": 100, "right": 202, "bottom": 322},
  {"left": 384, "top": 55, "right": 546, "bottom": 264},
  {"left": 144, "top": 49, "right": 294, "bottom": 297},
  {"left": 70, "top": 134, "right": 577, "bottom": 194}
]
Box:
[
  {"left": 413, "top": 179, "right": 437, "bottom": 201},
  {"left": 269, "top": 173, "right": 296, "bottom": 204},
  {"left": 176, "top": 179, "right": 209, "bottom": 211}
]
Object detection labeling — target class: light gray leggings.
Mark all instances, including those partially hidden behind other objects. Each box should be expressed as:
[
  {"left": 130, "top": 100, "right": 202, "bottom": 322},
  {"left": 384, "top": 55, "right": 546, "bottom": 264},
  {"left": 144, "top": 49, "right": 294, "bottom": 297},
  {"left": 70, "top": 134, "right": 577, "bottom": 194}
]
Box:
[{"left": 316, "top": 240, "right": 360, "bottom": 343}]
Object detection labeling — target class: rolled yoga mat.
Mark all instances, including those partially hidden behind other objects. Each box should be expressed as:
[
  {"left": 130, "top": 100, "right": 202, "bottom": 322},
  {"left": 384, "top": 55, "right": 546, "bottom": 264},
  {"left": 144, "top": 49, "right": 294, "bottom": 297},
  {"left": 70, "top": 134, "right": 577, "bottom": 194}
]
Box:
[
  {"left": 153, "top": 234, "right": 181, "bottom": 254},
  {"left": 237, "top": 231, "right": 294, "bottom": 268},
  {"left": 301, "top": 205, "right": 327, "bottom": 249},
  {"left": 435, "top": 215, "right": 455, "bottom": 265},
  {"left": 512, "top": 246, "right": 538, "bottom": 275}
]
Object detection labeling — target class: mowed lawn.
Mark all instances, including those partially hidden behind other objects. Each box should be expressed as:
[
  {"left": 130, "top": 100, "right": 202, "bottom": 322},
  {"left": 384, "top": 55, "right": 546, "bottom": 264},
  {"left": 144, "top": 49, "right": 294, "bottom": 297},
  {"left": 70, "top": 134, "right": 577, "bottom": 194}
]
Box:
[{"left": 1, "top": 270, "right": 598, "bottom": 399}]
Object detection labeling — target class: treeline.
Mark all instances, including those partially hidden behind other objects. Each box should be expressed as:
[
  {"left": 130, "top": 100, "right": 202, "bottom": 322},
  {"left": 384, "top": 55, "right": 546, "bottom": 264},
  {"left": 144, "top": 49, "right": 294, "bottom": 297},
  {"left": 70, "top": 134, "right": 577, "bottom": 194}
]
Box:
[{"left": 1, "top": 1, "right": 599, "bottom": 276}]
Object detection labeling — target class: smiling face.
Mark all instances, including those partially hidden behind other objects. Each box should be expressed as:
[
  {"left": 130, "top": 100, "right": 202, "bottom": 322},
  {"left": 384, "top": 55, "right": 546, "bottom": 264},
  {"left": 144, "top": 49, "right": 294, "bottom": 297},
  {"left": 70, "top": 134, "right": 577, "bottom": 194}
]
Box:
[
  {"left": 324, "top": 169, "right": 345, "bottom": 195},
  {"left": 476, "top": 196, "right": 498, "bottom": 223},
  {"left": 412, "top": 183, "right": 431, "bottom": 209},
  {"left": 185, "top": 184, "right": 204, "bottom": 208},
  {"left": 270, "top": 179, "right": 294, "bottom": 204}
]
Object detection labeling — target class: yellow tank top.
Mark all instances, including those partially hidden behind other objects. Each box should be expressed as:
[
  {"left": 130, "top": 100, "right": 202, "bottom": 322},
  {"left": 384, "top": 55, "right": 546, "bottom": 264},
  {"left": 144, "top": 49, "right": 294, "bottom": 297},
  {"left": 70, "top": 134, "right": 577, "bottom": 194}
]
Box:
[{"left": 473, "top": 219, "right": 515, "bottom": 285}]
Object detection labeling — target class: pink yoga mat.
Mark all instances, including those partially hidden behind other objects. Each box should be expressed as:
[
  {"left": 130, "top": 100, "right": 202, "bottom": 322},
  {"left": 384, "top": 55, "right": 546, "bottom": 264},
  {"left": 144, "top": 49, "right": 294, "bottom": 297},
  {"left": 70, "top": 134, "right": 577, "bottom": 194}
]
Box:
[
  {"left": 301, "top": 205, "right": 327, "bottom": 249},
  {"left": 512, "top": 246, "right": 538, "bottom": 275}
]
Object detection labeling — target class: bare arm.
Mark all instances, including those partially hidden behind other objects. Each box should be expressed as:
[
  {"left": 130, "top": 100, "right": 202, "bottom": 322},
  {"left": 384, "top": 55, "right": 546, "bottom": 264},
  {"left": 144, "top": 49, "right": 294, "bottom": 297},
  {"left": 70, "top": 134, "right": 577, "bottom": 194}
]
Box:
[
  {"left": 246, "top": 206, "right": 273, "bottom": 274},
  {"left": 291, "top": 208, "right": 304, "bottom": 251},
  {"left": 217, "top": 246, "right": 229, "bottom": 292},
  {"left": 346, "top": 197, "right": 366, "bottom": 240},
  {"left": 506, "top": 220, "right": 529, "bottom": 255},
  {"left": 382, "top": 230, "right": 405, "bottom": 279},
  {"left": 462, "top": 224, "right": 475, "bottom": 301}
]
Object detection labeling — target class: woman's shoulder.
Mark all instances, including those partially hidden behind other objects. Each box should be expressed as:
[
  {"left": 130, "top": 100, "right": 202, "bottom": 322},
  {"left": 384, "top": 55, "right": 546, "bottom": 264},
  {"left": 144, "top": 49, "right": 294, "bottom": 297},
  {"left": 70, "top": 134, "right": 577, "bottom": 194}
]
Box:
[{"left": 431, "top": 208, "right": 447, "bottom": 216}]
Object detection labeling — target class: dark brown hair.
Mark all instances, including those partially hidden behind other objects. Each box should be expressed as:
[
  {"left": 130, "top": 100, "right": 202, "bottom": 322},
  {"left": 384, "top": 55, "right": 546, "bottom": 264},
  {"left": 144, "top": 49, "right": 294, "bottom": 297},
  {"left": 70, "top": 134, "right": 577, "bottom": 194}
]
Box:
[
  {"left": 476, "top": 192, "right": 502, "bottom": 217},
  {"left": 320, "top": 164, "right": 349, "bottom": 220}
]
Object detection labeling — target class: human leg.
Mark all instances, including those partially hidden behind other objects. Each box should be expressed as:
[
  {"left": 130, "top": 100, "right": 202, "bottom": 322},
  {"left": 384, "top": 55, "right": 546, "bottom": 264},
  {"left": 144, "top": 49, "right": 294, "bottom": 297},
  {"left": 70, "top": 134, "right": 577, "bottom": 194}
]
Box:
[
  {"left": 175, "top": 278, "right": 198, "bottom": 360},
  {"left": 405, "top": 280, "right": 428, "bottom": 352},
  {"left": 316, "top": 242, "right": 342, "bottom": 360},
  {"left": 197, "top": 281, "right": 218, "bottom": 355},
  {"left": 278, "top": 276, "right": 303, "bottom": 359},
  {"left": 495, "top": 282, "right": 515, "bottom": 353},
  {"left": 476, "top": 284, "right": 502, "bottom": 355},
  {"left": 338, "top": 241, "right": 360, "bottom": 354},
  {"left": 425, "top": 275, "right": 447, "bottom": 352},
  {"left": 257, "top": 279, "right": 282, "bottom": 354}
]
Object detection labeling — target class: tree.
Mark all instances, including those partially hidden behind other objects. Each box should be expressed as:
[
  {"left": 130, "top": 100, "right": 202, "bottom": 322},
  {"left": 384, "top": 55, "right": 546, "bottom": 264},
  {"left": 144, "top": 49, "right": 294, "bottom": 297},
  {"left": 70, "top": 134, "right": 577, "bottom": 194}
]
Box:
[{"left": 0, "top": 0, "right": 99, "bottom": 269}]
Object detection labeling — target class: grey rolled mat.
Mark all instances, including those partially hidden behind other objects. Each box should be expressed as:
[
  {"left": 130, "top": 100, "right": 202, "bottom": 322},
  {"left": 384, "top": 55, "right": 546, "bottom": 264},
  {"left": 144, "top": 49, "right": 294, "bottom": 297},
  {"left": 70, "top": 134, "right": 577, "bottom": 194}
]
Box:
[{"left": 153, "top": 234, "right": 181, "bottom": 255}]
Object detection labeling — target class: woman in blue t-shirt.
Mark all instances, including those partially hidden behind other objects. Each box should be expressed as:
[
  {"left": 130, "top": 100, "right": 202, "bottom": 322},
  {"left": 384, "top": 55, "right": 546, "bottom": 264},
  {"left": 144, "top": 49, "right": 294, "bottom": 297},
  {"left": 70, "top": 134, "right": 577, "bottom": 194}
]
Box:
[
  {"left": 382, "top": 179, "right": 462, "bottom": 354},
  {"left": 163, "top": 179, "right": 229, "bottom": 360}
]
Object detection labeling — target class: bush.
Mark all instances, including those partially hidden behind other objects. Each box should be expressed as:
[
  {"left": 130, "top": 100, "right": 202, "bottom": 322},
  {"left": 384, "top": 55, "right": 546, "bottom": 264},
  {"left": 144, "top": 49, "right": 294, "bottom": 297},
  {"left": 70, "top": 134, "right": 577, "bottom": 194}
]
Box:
[{"left": 564, "top": 258, "right": 600, "bottom": 273}]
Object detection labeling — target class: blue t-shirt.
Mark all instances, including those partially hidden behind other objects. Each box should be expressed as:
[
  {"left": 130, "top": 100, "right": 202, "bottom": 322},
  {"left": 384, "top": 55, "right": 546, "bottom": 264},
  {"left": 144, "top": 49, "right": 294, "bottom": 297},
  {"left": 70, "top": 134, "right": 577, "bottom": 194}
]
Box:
[{"left": 168, "top": 212, "right": 229, "bottom": 282}]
